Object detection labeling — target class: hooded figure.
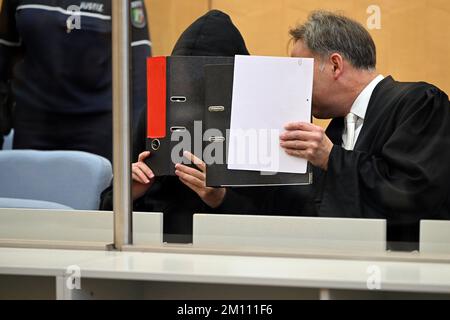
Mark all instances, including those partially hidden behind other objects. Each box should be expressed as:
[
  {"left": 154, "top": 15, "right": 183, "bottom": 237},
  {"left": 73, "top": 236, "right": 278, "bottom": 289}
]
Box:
[
  {"left": 100, "top": 10, "right": 250, "bottom": 243},
  {"left": 171, "top": 10, "right": 249, "bottom": 57}
]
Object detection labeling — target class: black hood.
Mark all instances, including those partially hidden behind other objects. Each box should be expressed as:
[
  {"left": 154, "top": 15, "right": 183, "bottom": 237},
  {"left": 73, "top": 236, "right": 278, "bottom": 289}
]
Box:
[{"left": 171, "top": 10, "right": 250, "bottom": 57}]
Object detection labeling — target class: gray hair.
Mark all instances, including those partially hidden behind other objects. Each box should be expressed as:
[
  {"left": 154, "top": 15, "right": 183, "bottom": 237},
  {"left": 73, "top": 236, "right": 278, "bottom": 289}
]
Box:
[{"left": 289, "top": 11, "right": 376, "bottom": 70}]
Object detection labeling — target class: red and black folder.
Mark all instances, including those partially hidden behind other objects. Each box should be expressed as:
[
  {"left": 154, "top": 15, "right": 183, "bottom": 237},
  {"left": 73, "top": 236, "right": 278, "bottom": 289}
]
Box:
[
  {"left": 146, "top": 56, "right": 234, "bottom": 176},
  {"left": 146, "top": 56, "right": 312, "bottom": 186}
]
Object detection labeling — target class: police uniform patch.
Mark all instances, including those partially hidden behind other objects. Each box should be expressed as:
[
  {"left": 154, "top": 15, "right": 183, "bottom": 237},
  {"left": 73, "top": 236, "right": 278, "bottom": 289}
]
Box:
[{"left": 131, "top": 1, "right": 146, "bottom": 28}]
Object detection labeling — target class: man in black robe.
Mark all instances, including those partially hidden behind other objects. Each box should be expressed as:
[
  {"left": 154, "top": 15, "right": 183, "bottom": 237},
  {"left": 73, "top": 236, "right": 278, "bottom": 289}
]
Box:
[{"left": 271, "top": 11, "right": 450, "bottom": 250}]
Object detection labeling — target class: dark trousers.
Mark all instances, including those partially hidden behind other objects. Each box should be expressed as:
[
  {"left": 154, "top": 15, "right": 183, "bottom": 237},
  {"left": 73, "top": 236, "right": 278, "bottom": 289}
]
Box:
[{"left": 13, "top": 106, "right": 113, "bottom": 162}]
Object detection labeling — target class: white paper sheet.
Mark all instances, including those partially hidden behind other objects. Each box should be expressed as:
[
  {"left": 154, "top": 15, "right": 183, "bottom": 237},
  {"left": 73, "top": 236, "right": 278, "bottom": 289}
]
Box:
[{"left": 228, "top": 55, "right": 313, "bottom": 174}]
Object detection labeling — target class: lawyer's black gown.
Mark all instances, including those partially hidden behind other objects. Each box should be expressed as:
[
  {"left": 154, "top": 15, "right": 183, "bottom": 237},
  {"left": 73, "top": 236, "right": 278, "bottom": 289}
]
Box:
[{"left": 244, "top": 76, "right": 450, "bottom": 250}]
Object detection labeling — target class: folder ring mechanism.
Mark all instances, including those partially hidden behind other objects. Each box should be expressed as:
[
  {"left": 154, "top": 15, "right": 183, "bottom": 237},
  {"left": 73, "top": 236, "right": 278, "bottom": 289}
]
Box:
[
  {"left": 170, "top": 96, "right": 187, "bottom": 103},
  {"left": 151, "top": 139, "right": 160, "bottom": 151},
  {"left": 208, "top": 136, "right": 225, "bottom": 143},
  {"left": 170, "top": 126, "right": 187, "bottom": 133},
  {"left": 208, "top": 106, "right": 225, "bottom": 112}
]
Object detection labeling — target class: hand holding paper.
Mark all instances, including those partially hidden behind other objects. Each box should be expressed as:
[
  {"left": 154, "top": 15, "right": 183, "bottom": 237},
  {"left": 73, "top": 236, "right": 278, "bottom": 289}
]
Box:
[
  {"left": 228, "top": 55, "right": 314, "bottom": 174},
  {"left": 280, "top": 122, "right": 333, "bottom": 170}
]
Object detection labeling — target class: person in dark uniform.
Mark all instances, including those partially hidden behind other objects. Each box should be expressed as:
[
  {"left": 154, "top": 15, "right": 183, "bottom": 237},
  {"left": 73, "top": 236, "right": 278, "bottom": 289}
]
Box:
[
  {"left": 100, "top": 10, "right": 256, "bottom": 244},
  {"left": 0, "top": 0, "right": 151, "bottom": 161}
]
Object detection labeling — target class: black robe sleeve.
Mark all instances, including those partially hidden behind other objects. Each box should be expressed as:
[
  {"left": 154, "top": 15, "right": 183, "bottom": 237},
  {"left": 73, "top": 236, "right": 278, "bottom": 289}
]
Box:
[{"left": 320, "top": 84, "right": 450, "bottom": 244}]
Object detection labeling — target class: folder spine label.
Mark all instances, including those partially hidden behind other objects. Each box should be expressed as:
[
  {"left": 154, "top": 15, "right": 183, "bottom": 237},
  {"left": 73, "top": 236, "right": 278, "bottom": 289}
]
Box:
[{"left": 147, "top": 57, "right": 167, "bottom": 139}]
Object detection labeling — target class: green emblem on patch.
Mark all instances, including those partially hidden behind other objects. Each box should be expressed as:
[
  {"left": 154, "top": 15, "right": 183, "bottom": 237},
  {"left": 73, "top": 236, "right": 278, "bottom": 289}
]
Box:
[{"left": 131, "top": 1, "right": 146, "bottom": 28}]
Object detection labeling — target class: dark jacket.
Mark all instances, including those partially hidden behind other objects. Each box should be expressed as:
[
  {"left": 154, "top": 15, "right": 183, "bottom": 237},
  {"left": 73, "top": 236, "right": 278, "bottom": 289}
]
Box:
[
  {"left": 319, "top": 77, "right": 450, "bottom": 250},
  {"left": 0, "top": 0, "right": 150, "bottom": 121},
  {"left": 100, "top": 10, "right": 252, "bottom": 243},
  {"left": 224, "top": 77, "right": 450, "bottom": 251}
]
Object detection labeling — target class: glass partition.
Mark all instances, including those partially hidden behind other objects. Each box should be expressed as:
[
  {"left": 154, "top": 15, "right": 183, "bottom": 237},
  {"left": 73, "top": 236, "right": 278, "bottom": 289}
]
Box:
[
  {"left": 0, "top": 0, "right": 150, "bottom": 247},
  {"left": 0, "top": 0, "right": 449, "bottom": 265},
  {"left": 130, "top": 0, "right": 450, "bottom": 260}
]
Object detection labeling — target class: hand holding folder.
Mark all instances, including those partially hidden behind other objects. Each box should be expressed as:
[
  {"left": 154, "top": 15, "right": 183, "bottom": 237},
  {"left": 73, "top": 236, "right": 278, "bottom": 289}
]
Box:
[
  {"left": 132, "top": 147, "right": 226, "bottom": 207},
  {"left": 175, "top": 151, "right": 226, "bottom": 208},
  {"left": 146, "top": 56, "right": 234, "bottom": 177},
  {"left": 131, "top": 151, "right": 155, "bottom": 201},
  {"left": 146, "top": 55, "right": 314, "bottom": 187}
]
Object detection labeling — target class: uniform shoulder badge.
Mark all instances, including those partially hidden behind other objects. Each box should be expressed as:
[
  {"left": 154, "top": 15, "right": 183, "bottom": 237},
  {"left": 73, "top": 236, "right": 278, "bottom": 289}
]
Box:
[{"left": 131, "top": 0, "right": 147, "bottom": 28}]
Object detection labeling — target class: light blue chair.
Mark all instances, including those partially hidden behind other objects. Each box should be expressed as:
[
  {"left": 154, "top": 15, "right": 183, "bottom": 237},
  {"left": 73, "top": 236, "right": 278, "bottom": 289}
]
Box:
[
  {"left": 0, "top": 150, "right": 112, "bottom": 210},
  {"left": 0, "top": 198, "right": 73, "bottom": 210}
]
